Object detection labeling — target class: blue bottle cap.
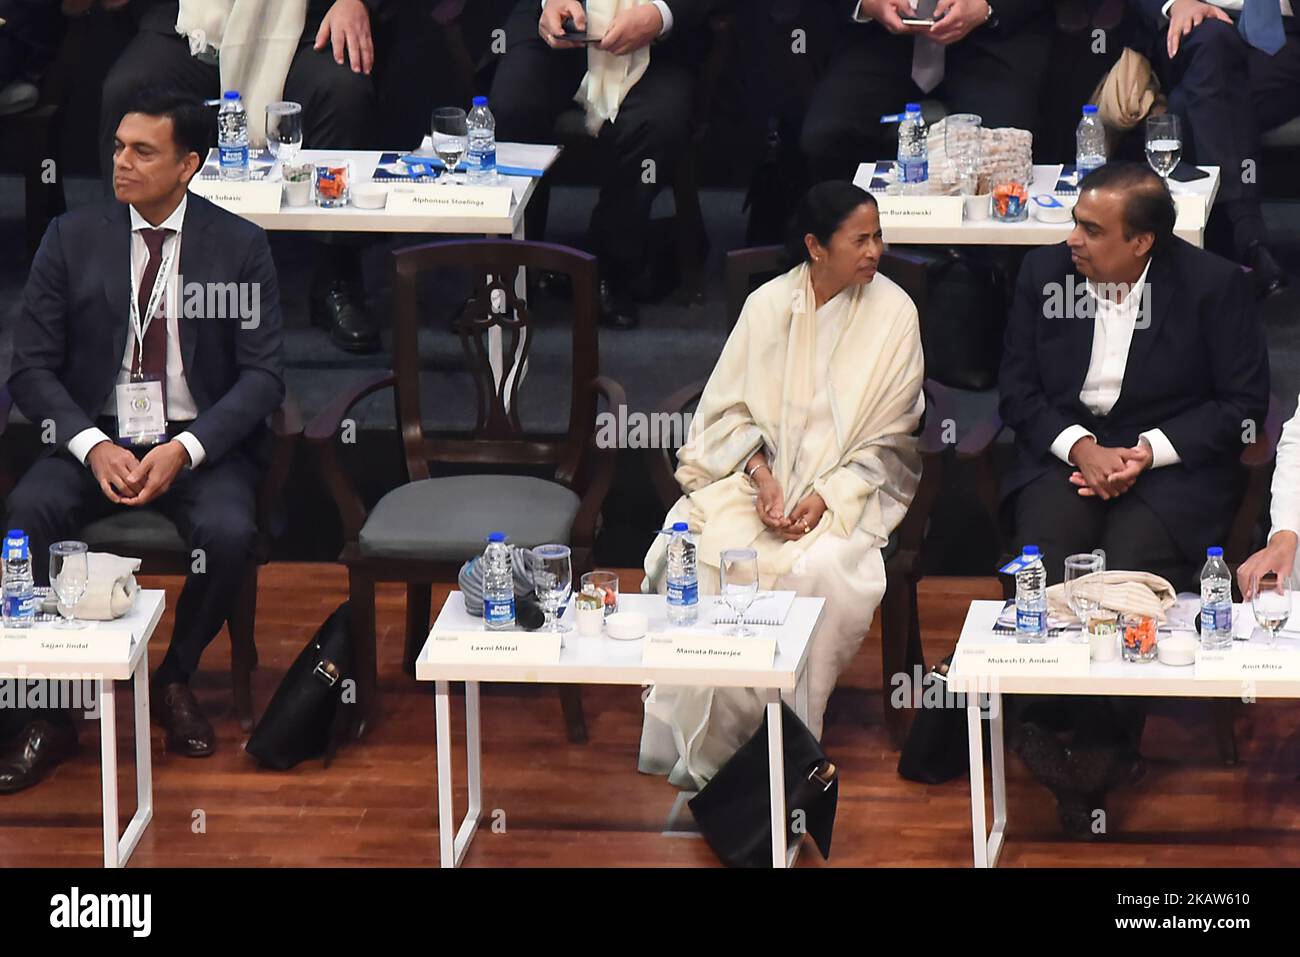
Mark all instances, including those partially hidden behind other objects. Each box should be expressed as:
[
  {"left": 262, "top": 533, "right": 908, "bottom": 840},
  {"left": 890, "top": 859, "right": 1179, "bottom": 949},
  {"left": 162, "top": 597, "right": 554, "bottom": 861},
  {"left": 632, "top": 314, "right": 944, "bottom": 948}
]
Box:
[
  {"left": 487, "top": 531, "right": 506, "bottom": 543},
  {"left": 223, "top": 90, "right": 241, "bottom": 100},
  {"left": 1022, "top": 545, "right": 1040, "bottom": 557},
  {"left": 1082, "top": 104, "right": 1098, "bottom": 114},
  {"left": 1207, "top": 546, "right": 1223, "bottom": 557},
  {"left": 672, "top": 522, "right": 689, "bottom": 532},
  {"left": 472, "top": 96, "right": 488, "bottom": 107},
  {"left": 905, "top": 102, "right": 922, "bottom": 113}
]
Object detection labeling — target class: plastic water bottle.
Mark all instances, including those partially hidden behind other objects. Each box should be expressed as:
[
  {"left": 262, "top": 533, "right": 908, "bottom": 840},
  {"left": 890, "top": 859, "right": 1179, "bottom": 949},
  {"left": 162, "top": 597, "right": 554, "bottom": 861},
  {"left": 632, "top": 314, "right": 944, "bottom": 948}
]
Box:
[
  {"left": 665, "top": 522, "right": 699, "bottom": 627},
  {"left": 1014, "top": 545, "right": 1047, "bottom": 644},
  {"left": 482, "top": 532, "right": 515, "bottom": 630},
  {"left": 2, "top": 530, "right": 35, "bottom": 630},
  {"left": 1199, "top": 546, "right": 1233, "bottom": 651},
  {"left": 897, "top": 103, "right": 928, "bottom": 195},
  {"left": 217, "top": 91, "right": 249, "bottom": 182},
  {"left": 1075, "top": 104, "right": 1106, "bottom": 183},
  {"left": 466, "top": 96, "right": 497, "bottom": 186}
]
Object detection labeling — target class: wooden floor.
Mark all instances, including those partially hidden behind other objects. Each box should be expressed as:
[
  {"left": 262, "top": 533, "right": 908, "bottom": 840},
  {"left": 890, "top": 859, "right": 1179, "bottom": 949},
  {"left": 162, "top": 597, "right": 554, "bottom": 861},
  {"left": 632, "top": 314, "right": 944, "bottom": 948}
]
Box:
[{"left": 0, "top": 564, "right": 1296, "bottom": 868}]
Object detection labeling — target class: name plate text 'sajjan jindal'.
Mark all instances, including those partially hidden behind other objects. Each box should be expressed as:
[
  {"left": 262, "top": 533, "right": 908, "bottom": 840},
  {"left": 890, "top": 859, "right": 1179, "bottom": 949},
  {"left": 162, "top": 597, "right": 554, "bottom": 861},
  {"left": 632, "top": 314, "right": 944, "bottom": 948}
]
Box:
[
  {"left": 188, "top": 179, "right": 283, "bottom": 214},
  {"left": 641, "top": 633, "right": 777, "bottom": 670},
  {"left": 422, "top": 631, "right": 561, "bottom": 666},
  {"left": 1195, "top": 645, "right": 1300, "bottom": 682},
  {"left": 954, "top": 641, "right": 1091, "bottom": 678},
  {"left": 386, "top": 184, "right": 514, "bottom": 218}
]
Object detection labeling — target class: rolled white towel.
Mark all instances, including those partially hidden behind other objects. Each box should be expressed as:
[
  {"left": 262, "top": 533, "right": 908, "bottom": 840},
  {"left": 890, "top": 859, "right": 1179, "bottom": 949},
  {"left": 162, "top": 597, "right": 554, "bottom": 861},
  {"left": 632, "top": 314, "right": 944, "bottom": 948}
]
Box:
[{"left": 52, "top": 553, "right": 142, "bottom": 621}]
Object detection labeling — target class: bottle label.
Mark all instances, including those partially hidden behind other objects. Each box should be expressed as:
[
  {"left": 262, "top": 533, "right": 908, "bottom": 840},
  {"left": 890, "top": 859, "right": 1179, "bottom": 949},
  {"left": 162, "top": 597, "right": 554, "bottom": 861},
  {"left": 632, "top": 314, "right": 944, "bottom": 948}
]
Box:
[
  {"left": 667, "top": 580, "right": 698, "bottom": 607},
  {"left": 1015, "top": 607, "right": 1046, "bottom": 633},
  {"left": 219, "top": 144, "right": 248, "bottom": 168},
  {"left": 899, "top": 159, "right": 928, "bottom": 184},
  {"left": 1201, "top": 603, "right": 1230, "bottom": 632},
  {"left": 3, "top": 593, "right": 34, "bottom": 619},
  {"left": 484, "top": 596, "right": 515, "bottom": 625}
]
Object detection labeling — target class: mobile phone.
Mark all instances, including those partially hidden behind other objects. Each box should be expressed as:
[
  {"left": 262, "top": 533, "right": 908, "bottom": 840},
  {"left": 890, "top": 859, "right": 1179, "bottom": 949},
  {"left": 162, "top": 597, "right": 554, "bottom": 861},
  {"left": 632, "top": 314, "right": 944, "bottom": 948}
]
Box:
[
  {"left": 900, "top": 17, "right": 936, "bottom": 26},
  {"left": 1168, "top": 163, "right": 1210, "bottom": 183},
  {"left": 561, "top": 15, "right": 604, "bottom": 44}
]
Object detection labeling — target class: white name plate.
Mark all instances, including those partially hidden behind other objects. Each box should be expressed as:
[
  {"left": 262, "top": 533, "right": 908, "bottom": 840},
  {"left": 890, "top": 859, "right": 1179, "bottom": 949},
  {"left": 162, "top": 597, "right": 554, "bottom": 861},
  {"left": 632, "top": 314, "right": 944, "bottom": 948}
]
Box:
[
  {"left": 1172, "top": 192, "right": 1207, "bottom": 231},
  {"left": 188, "top": 179, "right": 283, "bottom": 214},
  {"left": 641, "top": 632, "right": 776, "bottom": 670},
  {"left": 874, "top": 196, "right": 964, "bottom": 230},
  {"left": 386, "top": 184, "right": 514, "bottom": 218},
  {"left": 954, "top": 641, "right": 1090, "bottom": 678},
  {"left": 1195, "top": 646, "right": 1300, "bottom": 682},
  {"left": 0, "top": 625, "right": 135, "bottom": 668},
  {"left": 424, "top": 631, "right": 560, "bottom": 666}
]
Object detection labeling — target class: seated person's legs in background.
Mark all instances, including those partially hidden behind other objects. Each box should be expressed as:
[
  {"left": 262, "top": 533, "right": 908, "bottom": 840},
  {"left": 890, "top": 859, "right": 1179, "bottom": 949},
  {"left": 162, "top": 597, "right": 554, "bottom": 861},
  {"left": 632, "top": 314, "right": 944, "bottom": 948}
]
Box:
[{"left": 1009, "top": 461, "right": 1105, "bottom": 586}]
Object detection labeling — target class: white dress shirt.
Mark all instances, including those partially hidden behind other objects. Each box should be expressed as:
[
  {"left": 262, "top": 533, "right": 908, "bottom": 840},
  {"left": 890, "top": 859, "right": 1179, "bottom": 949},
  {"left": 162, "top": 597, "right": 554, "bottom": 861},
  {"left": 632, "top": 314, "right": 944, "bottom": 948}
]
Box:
[
  {"left": 542, "top": 0, "right": 674, "bottom": 35},
  {"left": 1049, "top": 259, "right": 1181, "bottom": 468},
  {"left": 65, "top": 195, "right": 206, "bottom": 469},
  {"left": 1159, "top": 0, "right": 1294, "bottom": 19},
  {"left": 1271, "top": 400, "right": 1300, "bottom": 540}
]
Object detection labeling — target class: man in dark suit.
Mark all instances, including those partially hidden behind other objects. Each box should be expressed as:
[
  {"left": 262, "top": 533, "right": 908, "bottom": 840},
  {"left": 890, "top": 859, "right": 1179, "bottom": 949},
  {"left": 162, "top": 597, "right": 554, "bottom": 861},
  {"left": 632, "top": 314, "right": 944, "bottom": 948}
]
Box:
[
  {"left": 489, "top": 0, "right": 715, "bottom": 330},
  {"left": 99, "top": 0, "right": 387, "bottom": 352},
  {"left": 999, "top": 161, "right": 1269, "bottom": 837},
  {"left": 801, "top": 0, "right": 1054, "bottom": 182},
  {"left": 0, "top": 88, "right": 284, "bottom": 792},
  {"left": 1130, "top": 0, "right": 1298, "bottom": 296}
]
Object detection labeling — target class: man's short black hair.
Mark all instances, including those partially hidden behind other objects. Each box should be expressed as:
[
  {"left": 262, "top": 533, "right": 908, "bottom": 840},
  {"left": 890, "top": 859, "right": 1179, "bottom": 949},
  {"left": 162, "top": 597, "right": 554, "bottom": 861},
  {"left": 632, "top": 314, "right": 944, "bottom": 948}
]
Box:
[
  {"left": 116, "top": 86, "right": 210, "bottom": 160},
  {"left": 1077, "top": 161, "right": 1176, "bottom": 253}
]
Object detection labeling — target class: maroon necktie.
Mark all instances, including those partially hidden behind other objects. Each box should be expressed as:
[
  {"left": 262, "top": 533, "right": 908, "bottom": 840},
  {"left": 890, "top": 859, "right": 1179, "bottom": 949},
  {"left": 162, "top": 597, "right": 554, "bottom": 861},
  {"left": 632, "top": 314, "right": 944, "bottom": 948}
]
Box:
[{"left": 134, "top": 227, "right": 173, "bottom": 383}]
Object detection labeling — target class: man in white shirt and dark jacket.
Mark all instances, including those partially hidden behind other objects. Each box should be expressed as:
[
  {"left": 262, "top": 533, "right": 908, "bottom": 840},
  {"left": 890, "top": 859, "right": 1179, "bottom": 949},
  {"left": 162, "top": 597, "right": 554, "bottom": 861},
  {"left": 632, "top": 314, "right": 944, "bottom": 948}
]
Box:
[{"left": 998, "top": 161, "right": 1270, "bottom": 839}]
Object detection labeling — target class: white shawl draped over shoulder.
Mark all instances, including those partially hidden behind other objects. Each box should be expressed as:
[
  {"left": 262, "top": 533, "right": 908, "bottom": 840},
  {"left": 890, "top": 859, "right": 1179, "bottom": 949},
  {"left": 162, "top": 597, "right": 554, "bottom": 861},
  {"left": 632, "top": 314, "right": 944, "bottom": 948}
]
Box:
[{"left": 644, "top": 262, "right": 925, "bottom": 590}]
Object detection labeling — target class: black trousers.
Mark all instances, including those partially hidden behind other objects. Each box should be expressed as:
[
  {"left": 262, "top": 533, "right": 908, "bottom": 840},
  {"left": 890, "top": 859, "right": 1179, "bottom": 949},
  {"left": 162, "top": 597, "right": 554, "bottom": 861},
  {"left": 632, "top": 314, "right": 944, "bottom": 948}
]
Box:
[
  {"left": 801, "top": 24, "right": 1052, "bottom": 182},
  {"left": 98, "top": 26, "right": 376, "bottom": 184},
  {"left": 1150, "top": 17, "right": 1300, "bottom": 252},
  {"left": 4, "top": 446, "right": 259, "bottom": 697},
  {"left": 488, "top": 1, "right": 695, "bottom": 278}
]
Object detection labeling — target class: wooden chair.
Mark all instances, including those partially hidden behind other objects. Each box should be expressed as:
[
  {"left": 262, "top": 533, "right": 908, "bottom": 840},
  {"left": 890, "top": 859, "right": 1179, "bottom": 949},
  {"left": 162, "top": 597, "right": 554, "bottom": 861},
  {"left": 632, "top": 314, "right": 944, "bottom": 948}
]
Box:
[
  {"left": 306, "top": 239, "right": 625, "bottom": 741},
  {"left": 958, "top": 393, "right": 1287, "bottom": 765},
  {"left": 650, "top": 245, "right": 951, "bottom": 748},
  {"left": 0, "top": 388, "right": 302, "bottom": 730}
]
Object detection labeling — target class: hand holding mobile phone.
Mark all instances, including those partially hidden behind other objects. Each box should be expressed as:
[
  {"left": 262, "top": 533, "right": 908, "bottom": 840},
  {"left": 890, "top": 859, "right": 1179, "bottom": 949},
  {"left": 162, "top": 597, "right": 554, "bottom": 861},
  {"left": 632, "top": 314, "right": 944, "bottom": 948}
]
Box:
[{"left": 561, "top": 14, "right": 604, "bottom": 44}]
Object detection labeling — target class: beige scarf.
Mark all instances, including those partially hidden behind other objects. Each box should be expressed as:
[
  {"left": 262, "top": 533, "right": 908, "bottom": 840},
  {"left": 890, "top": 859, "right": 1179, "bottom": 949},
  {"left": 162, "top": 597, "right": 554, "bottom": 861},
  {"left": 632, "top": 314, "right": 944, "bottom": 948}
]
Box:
[
  {"left": 645, "top": 262, "right": 924, "bottom": 586},
  {"left": 1090, "top": 47, "right": 1167, "bottom": 156},
  {"left": 574, "top": 0, "right": 652, "bottom": 135},
  {"left": 1046, "top": 570, "right": 1178, "bottom": 623},
  {"left": 176, "top": 0, "right": 308, "bottom": 147}
]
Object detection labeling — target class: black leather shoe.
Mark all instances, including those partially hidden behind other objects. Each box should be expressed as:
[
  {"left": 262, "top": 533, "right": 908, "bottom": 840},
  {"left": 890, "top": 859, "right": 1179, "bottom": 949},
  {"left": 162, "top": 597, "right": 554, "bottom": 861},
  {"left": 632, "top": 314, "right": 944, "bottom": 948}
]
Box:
[
  {"left": 151, "top": 682, "right": 214, "bottom": 757},
  {"left": 534, "top": 269, "right": 573, "bottom": 301},
  {"left": 0, "top": 720, "right": 77, "bottom": 794},
  {"left": 311, "top": 279, "right": 381, "bottom": 354},
  {"left": 598, "top": 277, "right": 639, "bottom": 331},
  {"left": 1244, "top": 241, "right": 1289, "bottom": 300}
]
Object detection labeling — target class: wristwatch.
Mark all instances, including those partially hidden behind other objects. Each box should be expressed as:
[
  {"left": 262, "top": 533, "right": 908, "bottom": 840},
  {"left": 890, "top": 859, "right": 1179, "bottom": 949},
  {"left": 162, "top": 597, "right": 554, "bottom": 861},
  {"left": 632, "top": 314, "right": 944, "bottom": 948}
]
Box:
[{"left": 984, "top": 2, "right": 996, "bottom": 26}]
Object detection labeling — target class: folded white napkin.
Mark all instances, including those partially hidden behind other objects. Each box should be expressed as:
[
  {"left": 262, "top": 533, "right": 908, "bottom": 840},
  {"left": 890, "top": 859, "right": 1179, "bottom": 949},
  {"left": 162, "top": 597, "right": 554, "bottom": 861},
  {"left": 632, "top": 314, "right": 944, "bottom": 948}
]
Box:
[
  {"left": 1046, "top": 569, "right": 1177, "bottom": 623},
  {"left": 56, "top": 552, "right": 141, "bottom": 621}
]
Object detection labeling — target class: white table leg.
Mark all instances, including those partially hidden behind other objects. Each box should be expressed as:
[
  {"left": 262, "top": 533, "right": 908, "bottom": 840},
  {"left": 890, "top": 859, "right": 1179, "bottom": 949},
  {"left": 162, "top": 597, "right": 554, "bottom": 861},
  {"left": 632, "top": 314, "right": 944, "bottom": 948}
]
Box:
[
  {"left": 435, "top": 680, "right": 455, "bottom": 867},
  {"left": 116, "top": 663, "right": 154, "bottom": 867},
  {"left": 794, "top": 664, "right": 810, "bottom": 726},
  {"left": 435, "top": 680, "right": 483, "bottom": 867},
  {"left": 967, "top": 699, "right": 987, "bottom": 868},
  {"left": 454, "top": 681, "right": 482, "bottom": 863},
  {"left": 766, "top": 688, "right": 789, "bottom": 868},
  {"left": 99, "top": 679, "right": 119, "bottom": 868},
  {"left": 988, "top": 691, "right": 1006, "bottom": 865}
]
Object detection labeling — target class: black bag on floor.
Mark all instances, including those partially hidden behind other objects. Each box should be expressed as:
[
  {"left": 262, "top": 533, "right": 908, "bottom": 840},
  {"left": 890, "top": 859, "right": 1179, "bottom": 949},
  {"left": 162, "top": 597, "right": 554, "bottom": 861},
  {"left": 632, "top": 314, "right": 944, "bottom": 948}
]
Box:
[
  {"left": 897, "top": 653, "right": 978, "bottom": 785},
  {"left": 688, "top": 703, "right": 838, "bottom": 867},
  {"left": 245, "top": 602, "right": 356, "bottom": 771}
]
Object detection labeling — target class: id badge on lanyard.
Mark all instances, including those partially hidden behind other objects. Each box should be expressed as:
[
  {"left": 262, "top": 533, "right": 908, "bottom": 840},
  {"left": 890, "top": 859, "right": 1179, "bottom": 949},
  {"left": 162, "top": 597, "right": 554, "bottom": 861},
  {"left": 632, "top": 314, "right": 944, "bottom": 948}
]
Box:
[{"left": 116, "top": 240, "right": 174, "bottom": 448}]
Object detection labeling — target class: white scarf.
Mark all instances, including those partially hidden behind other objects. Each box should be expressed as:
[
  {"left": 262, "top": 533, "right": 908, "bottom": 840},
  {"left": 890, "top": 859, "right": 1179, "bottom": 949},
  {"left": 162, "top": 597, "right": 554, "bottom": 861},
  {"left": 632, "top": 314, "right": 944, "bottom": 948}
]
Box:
[
  {"left": 175, "top": 0, "right": 308, "bottom": 147},
  {"left": 574, "top": 0, "right": 652, "bottom": 135}
]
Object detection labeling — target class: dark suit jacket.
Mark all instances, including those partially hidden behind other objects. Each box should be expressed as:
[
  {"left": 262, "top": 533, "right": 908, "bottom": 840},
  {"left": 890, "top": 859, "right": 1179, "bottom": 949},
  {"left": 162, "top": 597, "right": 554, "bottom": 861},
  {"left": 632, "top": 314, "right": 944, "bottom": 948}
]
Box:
[
  {"left": 834, "top": 0, "right": 1053, "bottom": 39},
  {"left": 139, "top": 0, "right": 393, "bottom": 38},
  {"left": 507, "top": 0, "right": 717, "bottom": 60},
  {"left": 998, "top": 238, "right": 1270, "bottom": 560},
  {"left": 8, "top": 193, "right": 285, "bottom": 468}
]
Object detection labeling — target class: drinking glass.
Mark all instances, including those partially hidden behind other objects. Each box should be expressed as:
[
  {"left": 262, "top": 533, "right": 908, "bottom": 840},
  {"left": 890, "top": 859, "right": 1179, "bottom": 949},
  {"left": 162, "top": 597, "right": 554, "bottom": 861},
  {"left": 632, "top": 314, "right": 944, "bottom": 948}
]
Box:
[
  {"left": 431, "top": 107, "right": 468, "bottom": 184},
  {"left": 720, "top": 548, "right": 759, "bottom": 638},
  {"left": 49, "top": 541, "right": 89, "bottom": 630},
  {"left": 944, "top": 113, "right": 982, "bottom": 194},
  {"left": 532, "top": 544, "right": 572, "bottom": 634},
  {"left": 265, "top": 101, "right": 303, "bottom": 167},
  {"left": 1145, "top": 114, "right": 1181, "bottom": 184},
  {"left": 1063, "top": 551, "right": 1106, "bottom": 643},
  {"left": 1250, "top": 572, "right": 1293, "bottom": 648}
]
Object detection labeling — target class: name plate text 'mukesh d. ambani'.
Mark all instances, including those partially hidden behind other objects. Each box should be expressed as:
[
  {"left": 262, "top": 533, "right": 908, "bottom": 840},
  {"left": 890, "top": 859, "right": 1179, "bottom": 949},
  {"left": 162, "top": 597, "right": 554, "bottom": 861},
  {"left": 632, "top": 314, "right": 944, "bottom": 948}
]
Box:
[
  {"left": 423, "top": 631, "right": 561, "bottom": 666},
  {"left": 386, "top": 184, "right": 514, "bottom": 218},
  {"left": 954, "top": 640, "right": 1091, "bottom": 678},
  {"left": 641, "top": 632, "right": 776, "bottom": 670}
]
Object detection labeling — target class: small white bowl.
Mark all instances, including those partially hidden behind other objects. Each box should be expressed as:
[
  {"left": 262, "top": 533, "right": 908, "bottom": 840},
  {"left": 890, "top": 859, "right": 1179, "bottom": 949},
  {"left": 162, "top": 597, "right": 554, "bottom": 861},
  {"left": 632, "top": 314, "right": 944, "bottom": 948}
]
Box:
[
  {"left": 352, "top": 182, "right": 388, "bottom": 209},
  {"left": 1031, "top": 193, "right": 1074, "bottom": 223},
  {"left": 1157, "top": 632, "right": 1197, "bottom": 667},
  {"left": 605, "top": 611, "right": 647, "bottom": 641}
]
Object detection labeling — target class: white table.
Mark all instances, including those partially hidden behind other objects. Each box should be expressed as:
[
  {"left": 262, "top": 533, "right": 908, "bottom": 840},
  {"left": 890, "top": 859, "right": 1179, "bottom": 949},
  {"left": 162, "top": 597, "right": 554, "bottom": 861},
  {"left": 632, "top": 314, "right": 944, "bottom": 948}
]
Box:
[
  {"left": 0, "top": 589, "right": 164, "bottom": 867},
  {"left": 853, "top": 163, "right": 1220, "bottom": 247},
  {"left": 415, "top": 591, "right": 825, "bottom": 868},
  {"left": 947, "top": 599, "right": 1300, "bottom": 867}
]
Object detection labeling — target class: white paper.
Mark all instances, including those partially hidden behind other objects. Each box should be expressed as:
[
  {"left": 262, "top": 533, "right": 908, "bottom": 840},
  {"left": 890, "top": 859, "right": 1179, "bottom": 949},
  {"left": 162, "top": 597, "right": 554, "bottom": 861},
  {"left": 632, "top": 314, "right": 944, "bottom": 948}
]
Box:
[
  {"left": 416, "top": 138, "right": 562, "bottom": 175},
  {"left": 711, "top": 590, "right": 796, "bottom": 626}
]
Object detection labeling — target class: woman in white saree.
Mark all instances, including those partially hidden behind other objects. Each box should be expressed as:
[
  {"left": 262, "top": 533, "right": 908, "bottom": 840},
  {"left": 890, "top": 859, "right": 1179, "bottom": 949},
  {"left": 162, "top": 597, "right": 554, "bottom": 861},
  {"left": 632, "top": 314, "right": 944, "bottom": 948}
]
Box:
[{"left": 638, "top": 182, "right": 926, "bottom": 790}]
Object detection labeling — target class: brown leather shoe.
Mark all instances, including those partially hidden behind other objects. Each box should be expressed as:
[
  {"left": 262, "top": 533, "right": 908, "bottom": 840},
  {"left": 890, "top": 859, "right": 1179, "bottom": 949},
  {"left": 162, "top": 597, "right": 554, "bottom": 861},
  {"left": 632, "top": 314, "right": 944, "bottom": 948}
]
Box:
[
  {"left": 151, "top": 682, "right": 214, "bottom": 757},
  {"left": 0, "top": 719, "right": 78, "bottom": 794}
]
